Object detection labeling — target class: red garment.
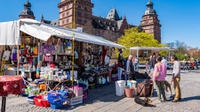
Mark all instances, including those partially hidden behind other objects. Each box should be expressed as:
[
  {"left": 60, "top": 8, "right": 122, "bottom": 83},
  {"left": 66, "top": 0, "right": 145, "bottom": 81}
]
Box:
[
  {"left": 0, "top": 76, "right": 25, "bottom": 97},
  {"left": 102, "top": 46, "right": 107, "bottom": 64},
  {"left": 118, "top": 62, "right": 122, "bottom": 67},
  {"left": 27, "top": 56, "right": 33, "bottom": 64}
]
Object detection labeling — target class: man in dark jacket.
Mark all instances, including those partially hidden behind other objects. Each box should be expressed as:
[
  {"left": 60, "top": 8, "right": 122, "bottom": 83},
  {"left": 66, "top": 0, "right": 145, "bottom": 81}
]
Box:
[
  {"left": 126, "top": 55, "right": 135, "bottom": 80},
  {"left": 150, "top": 53, "right": 157, "bottom": 73}
]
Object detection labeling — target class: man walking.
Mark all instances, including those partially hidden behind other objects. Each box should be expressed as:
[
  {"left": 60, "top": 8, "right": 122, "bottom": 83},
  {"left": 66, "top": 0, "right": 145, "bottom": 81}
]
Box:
[{"left": 171, "top": 55, "right": 181, "bottom": 102}]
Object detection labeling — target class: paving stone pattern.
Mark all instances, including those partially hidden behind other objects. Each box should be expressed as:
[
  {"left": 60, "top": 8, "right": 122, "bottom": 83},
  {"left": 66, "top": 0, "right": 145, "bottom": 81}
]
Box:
[{"left": 1, "top": 70, "right": 200, "bottom": 112}]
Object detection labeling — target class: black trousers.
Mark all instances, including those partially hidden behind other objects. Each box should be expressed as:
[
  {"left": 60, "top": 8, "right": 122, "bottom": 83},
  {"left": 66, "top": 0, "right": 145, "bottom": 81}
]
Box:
[{"left": 128, "top": 73, "right": 136, "bottom": 80}]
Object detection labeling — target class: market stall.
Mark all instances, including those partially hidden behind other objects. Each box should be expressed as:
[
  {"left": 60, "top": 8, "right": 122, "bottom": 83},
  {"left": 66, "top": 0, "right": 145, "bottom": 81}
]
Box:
[{"left": 0, "top": 18, "right": 125, "bottom": 109}]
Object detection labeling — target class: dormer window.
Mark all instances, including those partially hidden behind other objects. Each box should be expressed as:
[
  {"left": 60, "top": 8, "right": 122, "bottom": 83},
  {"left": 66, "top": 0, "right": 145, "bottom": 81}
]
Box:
[
  {"left": 112, "top": 27, "right": 116, "bottom": 31},
  {"left": 107, "top": 26, "right": 110, "bottom": 30}
]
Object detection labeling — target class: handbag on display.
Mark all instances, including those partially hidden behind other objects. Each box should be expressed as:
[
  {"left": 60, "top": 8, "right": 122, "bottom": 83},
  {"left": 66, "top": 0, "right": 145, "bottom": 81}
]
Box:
[
  {"left": 2, "top": 50, "right": 11, "bottom": 60},
  {"left": 66, "top": 41, "right": 72, "bottom": 50},
  {"left": 65, "top": 50, "right": 72, "bottom": 55},
  {"left": 44, "top": 55, "right": 53, "bottom": 62}
]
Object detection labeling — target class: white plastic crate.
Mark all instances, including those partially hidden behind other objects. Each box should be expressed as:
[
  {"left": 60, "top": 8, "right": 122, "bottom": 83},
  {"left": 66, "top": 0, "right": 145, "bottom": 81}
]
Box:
[{"left": 68, "top": 95, "right": 83, "bottom": 106}]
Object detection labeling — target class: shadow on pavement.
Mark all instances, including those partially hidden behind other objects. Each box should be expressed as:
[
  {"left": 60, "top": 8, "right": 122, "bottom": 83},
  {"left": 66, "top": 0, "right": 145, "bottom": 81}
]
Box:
[
  {"left": 60, "top": 78, "right": 153, "bottom": 111},
  {"left": 180, "top": 95, "right": 200, "bottom": 102}
]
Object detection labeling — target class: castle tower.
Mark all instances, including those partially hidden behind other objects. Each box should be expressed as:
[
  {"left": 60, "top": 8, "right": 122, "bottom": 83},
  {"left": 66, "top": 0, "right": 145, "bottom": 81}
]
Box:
[
  {"left": 19, "top": 0, "right": 35, "bottom": 19},
  {"left": 140, "top": 1, "right": 161, "bottom": 43},
  {"left": 58, "top": 0, "right": 94, "bottom": 28}
]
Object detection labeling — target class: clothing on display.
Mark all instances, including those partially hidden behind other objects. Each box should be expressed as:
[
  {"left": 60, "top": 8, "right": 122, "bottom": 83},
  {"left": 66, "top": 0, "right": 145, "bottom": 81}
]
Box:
[{"left": 11, "top": 48, "right": 17, "bottom": 62}]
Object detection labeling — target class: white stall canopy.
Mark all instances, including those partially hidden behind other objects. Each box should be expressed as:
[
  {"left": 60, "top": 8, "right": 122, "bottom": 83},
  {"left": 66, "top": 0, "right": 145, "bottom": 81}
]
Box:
[
  {"left": 0, "top": 19, "right": 125, "bottom": 48},
  {"left": 130, "top": 47, "right": 171, "bottom": 51},
  {"left": 130, "top": 46, "right": 173, "bottom": 58}
]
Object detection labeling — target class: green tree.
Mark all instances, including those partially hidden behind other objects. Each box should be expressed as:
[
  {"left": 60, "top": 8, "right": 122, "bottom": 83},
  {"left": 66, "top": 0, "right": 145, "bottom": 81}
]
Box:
[
  {"left": 167, "top": 40, "right": 190, "bottom": 60},
  {"left": 117, "top": 27, "right": 161, "bottom": 58}
]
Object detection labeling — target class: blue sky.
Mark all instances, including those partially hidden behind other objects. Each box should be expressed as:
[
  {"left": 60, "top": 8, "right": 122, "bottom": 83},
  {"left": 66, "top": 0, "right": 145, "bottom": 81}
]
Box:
[{"left": 0, "top": 0, "right": 199, "bottom": 48}]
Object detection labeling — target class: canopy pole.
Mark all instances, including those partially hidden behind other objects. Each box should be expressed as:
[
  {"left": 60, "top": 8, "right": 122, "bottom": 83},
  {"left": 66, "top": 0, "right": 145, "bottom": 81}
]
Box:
[
  {"left": 137, "top": 49, "right": 139, "bottom": 59},
  {"left": 17, "top": 45, "right": 20, "bottom": 76},
  {"left": 72, "top": 0, "right": 77, "bottom": 87}
]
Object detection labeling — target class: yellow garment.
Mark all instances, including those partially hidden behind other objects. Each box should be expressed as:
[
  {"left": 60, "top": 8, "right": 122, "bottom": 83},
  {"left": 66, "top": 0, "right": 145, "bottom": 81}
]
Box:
[
  {"left": 1, "top": 60, "right": 6, "bottom": 71},
  {"left": 174, "top": 77, "right": 181, "bottom": 100}
]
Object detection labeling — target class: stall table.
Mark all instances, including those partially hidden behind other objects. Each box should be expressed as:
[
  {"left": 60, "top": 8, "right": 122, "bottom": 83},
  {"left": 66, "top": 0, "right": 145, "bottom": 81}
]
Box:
[{"left": 0, "top": 75, "right": 25, "bottom": 112}]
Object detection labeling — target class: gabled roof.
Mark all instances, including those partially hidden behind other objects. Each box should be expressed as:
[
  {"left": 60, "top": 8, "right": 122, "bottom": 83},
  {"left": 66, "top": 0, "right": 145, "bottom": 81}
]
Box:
[
  {"left": 106, "top": 9, "right": 120, "bottom": 21},
  {"left": 116, "top": 19, "right": 123, "bottom": 29},
  {"left": 92, "top": 16, "right": 118, "bottom": 31}
]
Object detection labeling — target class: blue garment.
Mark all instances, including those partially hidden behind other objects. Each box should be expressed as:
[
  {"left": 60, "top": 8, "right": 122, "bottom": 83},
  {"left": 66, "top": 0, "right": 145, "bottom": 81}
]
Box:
[{"left": 123, "top": 58, "right": 127, "bottom": 69}]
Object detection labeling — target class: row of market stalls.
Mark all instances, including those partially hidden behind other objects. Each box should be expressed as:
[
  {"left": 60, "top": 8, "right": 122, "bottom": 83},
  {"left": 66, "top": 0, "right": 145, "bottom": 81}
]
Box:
[{"left": 0, "top": 19, "right": 124, "bottom": 110}]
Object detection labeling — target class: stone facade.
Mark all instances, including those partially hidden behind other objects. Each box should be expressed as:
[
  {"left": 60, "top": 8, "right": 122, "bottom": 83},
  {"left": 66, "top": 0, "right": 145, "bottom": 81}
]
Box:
[
  {"left": 58, "top": 0, "right": 94, "bottom": 29},
  {"left": 18, "top": 0, "right": 162, "bottom": 42},
  {"left": 140, "top": 1, "right": 161, "bottom": 43},
  {"left": 57, "top": 0, "right": 134, "bottom": 41}
]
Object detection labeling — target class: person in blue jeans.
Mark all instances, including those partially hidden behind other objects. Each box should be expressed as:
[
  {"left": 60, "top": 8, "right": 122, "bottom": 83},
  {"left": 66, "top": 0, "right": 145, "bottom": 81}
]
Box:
[
  {"left": 134, "top": 56, "right": 139, "bottom": 71},
  {"left": 194, "top": 59, "right": 199, "bottom": 69}
]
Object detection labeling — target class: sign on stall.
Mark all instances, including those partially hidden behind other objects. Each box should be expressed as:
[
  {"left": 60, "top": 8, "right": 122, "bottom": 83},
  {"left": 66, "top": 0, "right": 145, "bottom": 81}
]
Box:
[{"left": 76, "top": 27, "right": 83, "bottom": 32}]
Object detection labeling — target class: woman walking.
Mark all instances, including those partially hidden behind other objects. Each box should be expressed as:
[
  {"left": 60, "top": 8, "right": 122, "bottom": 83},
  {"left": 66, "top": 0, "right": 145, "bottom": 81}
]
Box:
[{"left": 153, "top": 56, "right": 167, "bottom": 102}]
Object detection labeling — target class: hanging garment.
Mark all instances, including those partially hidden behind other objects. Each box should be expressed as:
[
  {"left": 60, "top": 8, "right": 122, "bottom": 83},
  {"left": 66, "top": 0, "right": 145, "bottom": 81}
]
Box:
[
  {"left": 74, "top": 51, "right": 78, "bottom": 59},
  {"left": 11, "top": 48, "right": 17, "bottom": 62},
  {"left": 27, "top": 56, "right": 33, "bottom": 64},
  {"left": 33, "top": 46, "right": 38, "bottom": 55},
  {"left": 20, "top": 44, "right": 25, "bottom": 49}
]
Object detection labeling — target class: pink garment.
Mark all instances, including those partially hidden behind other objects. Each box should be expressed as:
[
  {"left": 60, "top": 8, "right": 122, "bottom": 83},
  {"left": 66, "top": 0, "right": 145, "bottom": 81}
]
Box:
[{"left": 153, "top": 63, "right": 167, "bottom": 81}]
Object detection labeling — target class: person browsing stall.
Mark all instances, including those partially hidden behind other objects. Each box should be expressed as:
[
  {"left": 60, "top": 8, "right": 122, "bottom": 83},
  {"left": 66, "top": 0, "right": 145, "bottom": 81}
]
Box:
[
  {"left": 126, "top": 55, "right": 135, "bottom": 80},
  {"left": 153, "top": 56, "right": 167, "bottom": 102}
]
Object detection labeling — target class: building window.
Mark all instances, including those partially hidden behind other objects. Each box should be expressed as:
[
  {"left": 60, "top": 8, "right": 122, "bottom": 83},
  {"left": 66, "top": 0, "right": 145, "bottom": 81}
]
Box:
[
  {"left": 62, "top": 13, "right": 65, "bottom": 17},
  {"left": 84, "top": 7, "right": 88, "bottom": 11},
  {"left": 77, "top": 19, "right": 82, "bottom": 23},
  {"left": 66, "top": 5, "right": 69, "bottom": 9},
  {"left": 107, "top": 26, "right": 110, "bottom": 30},
  {"left": 62, "top": 20, "right": 65, "bottom": 24},
  {"left": 62, "top": 6, "right": 65, "bottom": 11},
  {"left": 78, "top": 5, "right": 81, "bottom": 9},
  {"left": 66, "top": 12, "right": 69, "bottom": 16},
  {"left": 84, "top": 20, "right": 87, "bottom": 23},
  {"left": 66, "top": 19, "right": 69, "bottom": 23},
  {"left": 84, "top": 13, "right": 88, "bottom": 18},
  {"left": 77, "top": 11, "right": 81, "bottom": 17},
  {"left": 96, "top": 30, "right": 100, "bottom": 36}
]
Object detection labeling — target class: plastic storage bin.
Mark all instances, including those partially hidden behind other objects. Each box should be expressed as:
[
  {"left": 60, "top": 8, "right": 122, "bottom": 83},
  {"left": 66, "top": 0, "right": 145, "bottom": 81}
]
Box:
[
  {"left": 50, "top": 100, "right": 63, "bottom": 109},
  {"left": 115, "top": 80, "right": 126, "bottom": 96},
  {"left": 34, "top": 96, "right": 50, "bottom": 107},
  {"left": 127, "top": 80, "right": 137, "bottom": 88},
  {"left": 68, "top": 95, "right": 83, "bottom": 105},
  {"left": 27, "top": 96, "right": 35, "bottom": 105}
]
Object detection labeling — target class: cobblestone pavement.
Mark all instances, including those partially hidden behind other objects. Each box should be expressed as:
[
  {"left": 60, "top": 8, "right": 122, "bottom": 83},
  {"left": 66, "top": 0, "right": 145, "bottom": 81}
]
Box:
[{"left": 1, "top": 70, "right": 200, "bottom": 112}]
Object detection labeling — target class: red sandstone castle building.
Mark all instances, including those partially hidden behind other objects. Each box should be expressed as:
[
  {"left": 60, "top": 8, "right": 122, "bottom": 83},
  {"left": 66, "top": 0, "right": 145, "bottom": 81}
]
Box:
[{"left": 19, "top": 0, "right": 161, "bottom": 43}]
